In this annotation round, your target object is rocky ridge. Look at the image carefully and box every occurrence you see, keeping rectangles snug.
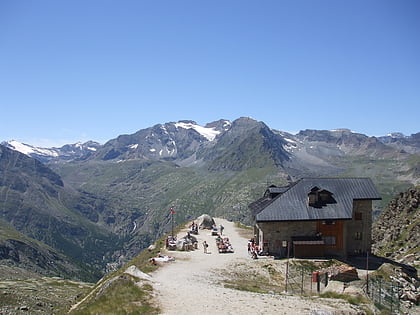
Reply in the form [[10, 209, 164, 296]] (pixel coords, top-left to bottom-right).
[[372, 186, 420, 310], [372, 186, 420, 265]]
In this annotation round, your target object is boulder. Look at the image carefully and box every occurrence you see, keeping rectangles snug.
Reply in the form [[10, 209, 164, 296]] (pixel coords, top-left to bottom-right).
[[319, 265, 359, 282], [197, 214, 215, 230]]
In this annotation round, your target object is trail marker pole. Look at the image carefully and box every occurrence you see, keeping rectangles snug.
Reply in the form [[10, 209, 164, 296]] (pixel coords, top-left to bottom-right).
[[169, 207, 175, 238]]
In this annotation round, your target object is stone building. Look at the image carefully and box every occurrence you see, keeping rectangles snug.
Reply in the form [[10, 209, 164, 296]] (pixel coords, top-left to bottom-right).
[[250, 178, 381, 258]]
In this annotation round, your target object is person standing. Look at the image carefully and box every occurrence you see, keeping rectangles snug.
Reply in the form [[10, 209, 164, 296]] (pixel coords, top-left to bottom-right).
[[203, 241, 208, 253], [219, 224, 224, 235]]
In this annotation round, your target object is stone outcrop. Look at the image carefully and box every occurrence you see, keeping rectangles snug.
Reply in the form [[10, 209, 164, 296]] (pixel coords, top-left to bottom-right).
[[372, 187, 419, 310], [372, 186, 420, 266]]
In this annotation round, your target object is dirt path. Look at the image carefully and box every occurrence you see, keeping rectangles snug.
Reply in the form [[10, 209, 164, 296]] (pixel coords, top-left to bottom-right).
[[151, 219, 359, 315]]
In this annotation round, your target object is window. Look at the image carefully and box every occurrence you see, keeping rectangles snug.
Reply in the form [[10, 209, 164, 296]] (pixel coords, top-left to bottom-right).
[[308, 194, 317, 206], [319, 192, 330, 201], [308, 187, 336, 208], [322, 220, 336, 225], [323, 236, 336, 245], [354, 232, 362, 240], [355, 212, 363, 220]]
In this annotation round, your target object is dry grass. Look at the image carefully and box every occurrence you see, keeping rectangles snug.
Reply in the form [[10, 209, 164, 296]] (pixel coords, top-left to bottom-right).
[[213, 259, 285, 294], [70, 275, 159, 315], [234, 222, 254, 239]]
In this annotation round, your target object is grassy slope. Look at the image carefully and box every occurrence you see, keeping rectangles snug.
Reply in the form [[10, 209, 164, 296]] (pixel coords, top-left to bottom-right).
[[68, 231, 170, 314]]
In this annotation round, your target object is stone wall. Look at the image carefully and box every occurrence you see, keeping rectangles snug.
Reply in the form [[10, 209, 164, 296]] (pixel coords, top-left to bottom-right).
[[345, 199, 372, 255], [256, 221, 317, 256]]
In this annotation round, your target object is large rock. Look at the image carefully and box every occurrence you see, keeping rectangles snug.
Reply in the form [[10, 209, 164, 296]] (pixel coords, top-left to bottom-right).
[[319, 265, 359, 282], [197, 214, 215, 230]]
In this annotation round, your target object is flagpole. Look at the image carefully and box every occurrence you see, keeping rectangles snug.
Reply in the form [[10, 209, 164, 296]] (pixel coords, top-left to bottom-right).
[[169, 207, 175, 239], [171, 209, 174, 238]]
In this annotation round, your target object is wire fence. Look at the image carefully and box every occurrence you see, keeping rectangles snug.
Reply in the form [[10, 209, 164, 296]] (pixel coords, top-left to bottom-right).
[[285, 262, 327, 295], [364, 277, 402, 313], [284, 261, 408, 314]]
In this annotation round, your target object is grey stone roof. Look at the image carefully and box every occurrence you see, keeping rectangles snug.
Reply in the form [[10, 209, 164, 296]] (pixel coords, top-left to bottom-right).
[[255, 178, 381, 222]]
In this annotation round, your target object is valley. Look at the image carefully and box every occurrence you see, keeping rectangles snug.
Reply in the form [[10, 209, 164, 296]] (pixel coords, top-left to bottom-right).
[[0, 117, 419, 313]]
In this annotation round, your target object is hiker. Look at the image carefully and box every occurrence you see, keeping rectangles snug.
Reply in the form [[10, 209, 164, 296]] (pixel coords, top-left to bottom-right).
[[219, 224, 224, 235], [203, 241, 209, 253], [190, 221, 196, 231]]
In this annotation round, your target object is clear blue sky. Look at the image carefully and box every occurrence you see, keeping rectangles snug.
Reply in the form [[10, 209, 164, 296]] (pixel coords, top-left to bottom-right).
[[1, 0, 419, 147]]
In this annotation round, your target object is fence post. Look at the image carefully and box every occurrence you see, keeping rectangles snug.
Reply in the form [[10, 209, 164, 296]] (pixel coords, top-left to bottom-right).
[[310, 273, 313, 293], [390, 280, 394, 313], [301, 267, 304, 295], [366, 250, 369, 295], [370, 279, 373, 302], [317, 273, 320, 293], [285, 241, 290, 293], [378, 278, 382, 306]]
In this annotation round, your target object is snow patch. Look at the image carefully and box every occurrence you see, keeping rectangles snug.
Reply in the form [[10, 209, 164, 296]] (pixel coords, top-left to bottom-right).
[[221, 120, 231, 130], [160, 126, 169, 135], [329, 129, 356, 133], [129, 144, 139, 149], [284, 137, 296, 144], [7, 140, 59, 157], [174, 122, 220, 141]]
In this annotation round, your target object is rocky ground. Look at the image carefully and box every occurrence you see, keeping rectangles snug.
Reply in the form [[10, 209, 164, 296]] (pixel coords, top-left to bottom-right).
[[372, 186, 419, 311], [372, 187, 419, 265], [0, 265, 93, 314]]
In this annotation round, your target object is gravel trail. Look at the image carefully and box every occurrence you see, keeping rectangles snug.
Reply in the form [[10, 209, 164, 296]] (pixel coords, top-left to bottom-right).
[[151, 218, 359, 315]]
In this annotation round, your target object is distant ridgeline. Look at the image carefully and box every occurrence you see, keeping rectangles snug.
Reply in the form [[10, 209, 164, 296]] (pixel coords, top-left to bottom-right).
[[0, 118, 419, 280]]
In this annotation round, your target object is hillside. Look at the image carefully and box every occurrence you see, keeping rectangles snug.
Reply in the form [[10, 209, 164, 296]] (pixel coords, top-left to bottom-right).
[[0, 145, 120, 280], [372, 186, 420, 266], [0, 219, 94, 280]]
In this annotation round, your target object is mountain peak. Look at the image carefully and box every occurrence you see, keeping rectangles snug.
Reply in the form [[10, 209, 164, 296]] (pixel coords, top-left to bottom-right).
[[2, 140, 59, 158], [1, 140, 100, 163], [386, 132, 406, 138], [204, 119, 231, 132]]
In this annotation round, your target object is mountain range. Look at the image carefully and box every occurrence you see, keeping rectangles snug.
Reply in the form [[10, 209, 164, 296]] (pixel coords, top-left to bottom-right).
[[1, 117, 419, 281], [3, 119, 420, 164]]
